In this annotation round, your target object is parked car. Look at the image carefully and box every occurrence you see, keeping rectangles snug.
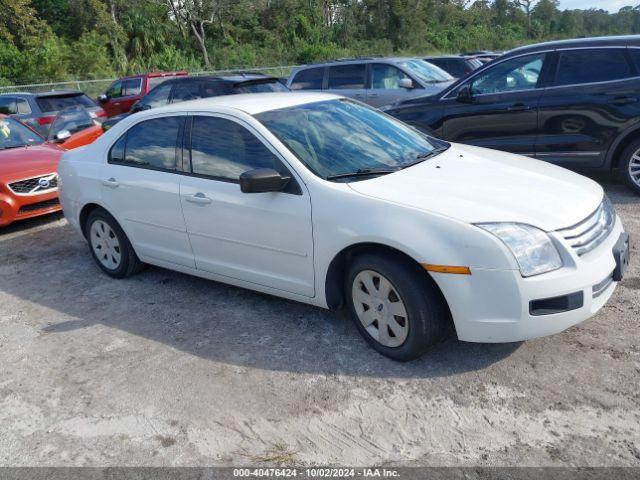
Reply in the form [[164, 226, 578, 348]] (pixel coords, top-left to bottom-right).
[[0, 115, 63, 227], [286, 57, 454, 108], [58, 92, 629, 361], [423, 55, 483, 78], [98, 71, 188, 117], [0, 90, 105, 136], [47, 106, 103, 150], [101, 73, 289, 131], [383, 35, 640, 194]]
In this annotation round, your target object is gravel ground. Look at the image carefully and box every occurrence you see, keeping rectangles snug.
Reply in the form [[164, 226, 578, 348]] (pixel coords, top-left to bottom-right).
[[0, 177, 638, 467]]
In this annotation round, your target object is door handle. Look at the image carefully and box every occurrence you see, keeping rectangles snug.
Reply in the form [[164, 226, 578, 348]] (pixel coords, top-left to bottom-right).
[[185, 192, 212, 205], [354, 93, 365, 98], [612, 96, 638, 105], [368, 93, 379, 98], [507, 103, 531, 111], [102, 178, 119, 188]]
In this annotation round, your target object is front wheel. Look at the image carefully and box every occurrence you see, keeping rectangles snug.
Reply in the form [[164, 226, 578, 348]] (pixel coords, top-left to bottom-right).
[[346, 253, 450, 361], [620, 139, 640, 195]]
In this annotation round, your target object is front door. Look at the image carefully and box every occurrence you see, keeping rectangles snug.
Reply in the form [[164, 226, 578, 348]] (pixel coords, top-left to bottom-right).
[[101, 115, 194, 268], [367, 63, 420, 108], [441, 52, 548, 155], [179, 114, 315, 297]]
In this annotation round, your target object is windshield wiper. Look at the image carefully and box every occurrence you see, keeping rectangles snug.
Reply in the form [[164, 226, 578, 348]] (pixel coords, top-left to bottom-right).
[[401, 146, 449, 169], [326, 167, 399, 181]]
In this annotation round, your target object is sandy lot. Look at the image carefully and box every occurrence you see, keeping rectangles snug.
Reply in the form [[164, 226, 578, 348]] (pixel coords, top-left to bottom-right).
[[0, 177, 638, 467]]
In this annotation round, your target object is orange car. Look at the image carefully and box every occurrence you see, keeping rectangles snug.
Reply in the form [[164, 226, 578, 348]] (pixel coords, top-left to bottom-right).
[[48, 105, 103, 150], [0, 115, 64, 227]]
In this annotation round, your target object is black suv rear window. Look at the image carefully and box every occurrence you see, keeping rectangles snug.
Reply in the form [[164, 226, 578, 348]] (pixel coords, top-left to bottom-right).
[[554, 48, 632, 87], [36, 93, 96, 112]]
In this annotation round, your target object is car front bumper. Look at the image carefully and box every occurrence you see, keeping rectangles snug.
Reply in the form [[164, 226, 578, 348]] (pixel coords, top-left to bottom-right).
[[0, 189, 61, 227], [431, 216, 627, 343]]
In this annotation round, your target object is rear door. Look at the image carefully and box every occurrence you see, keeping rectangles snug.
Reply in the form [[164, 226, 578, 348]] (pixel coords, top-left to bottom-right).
[[441, 52, 548, 155], [101, 115, 194, 267], [325, 64, 367, 102], [288, 67, 325, 91], [536, 47, 640, 168]]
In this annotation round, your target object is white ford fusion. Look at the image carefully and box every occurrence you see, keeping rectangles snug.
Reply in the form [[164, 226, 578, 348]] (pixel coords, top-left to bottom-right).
[[58, 92, 630, 361]]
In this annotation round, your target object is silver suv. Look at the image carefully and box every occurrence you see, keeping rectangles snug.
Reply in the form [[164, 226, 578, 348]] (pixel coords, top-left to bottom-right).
[[286, 57, 454, 108]]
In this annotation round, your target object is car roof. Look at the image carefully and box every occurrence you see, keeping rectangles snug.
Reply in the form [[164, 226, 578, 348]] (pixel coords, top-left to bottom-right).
[[0, 90, 86, 98], [150, 73, 278, 85], [294, 57, 422, 69], [505, 35, 640, 57], [120, 71, 188, 80], [152, 92, 340, 116]]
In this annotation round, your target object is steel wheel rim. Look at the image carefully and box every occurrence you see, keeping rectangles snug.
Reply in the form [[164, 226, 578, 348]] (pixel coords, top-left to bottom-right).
[[90, 220, 122, 270], [630, 149, 640, 187], [352, 270, 409, 348]]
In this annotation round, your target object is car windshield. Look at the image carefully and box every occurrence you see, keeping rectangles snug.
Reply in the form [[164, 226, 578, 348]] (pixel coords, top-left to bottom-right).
[[256, 99, 448, 181], [0, 117, 44, 150], [399, 59, 453, 83], [48, 106, 95, 140]]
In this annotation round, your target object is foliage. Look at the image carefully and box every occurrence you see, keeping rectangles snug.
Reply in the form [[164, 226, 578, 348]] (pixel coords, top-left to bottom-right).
[[1, 0, 640, 85]]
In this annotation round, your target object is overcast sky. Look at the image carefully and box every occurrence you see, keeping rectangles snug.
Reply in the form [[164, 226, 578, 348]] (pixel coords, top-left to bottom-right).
[[558, 0, 637, 12]]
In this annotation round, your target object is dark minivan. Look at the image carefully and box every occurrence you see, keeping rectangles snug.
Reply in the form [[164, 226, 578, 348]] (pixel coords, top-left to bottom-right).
[[384, 35, 640, 194]]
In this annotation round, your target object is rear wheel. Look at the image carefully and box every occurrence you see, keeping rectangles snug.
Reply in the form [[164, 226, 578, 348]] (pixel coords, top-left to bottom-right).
[[620, 139, 640, 195], [346, 253, 449, 361], [86, 208, 142, 278]]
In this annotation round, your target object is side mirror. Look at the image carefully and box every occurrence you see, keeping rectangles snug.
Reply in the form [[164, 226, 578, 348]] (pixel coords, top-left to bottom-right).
[[399, 78, 414, 89], [456, 84, 473, 103], [53, 130, 71, 142], [240, 168, 290, 194], [97, 94, 108, 103]]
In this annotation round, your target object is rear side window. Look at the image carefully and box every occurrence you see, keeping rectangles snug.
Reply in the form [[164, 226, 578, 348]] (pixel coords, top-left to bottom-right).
[[109, 116, 183, 171], [554, 49, 632, 86], [290, 68, 324, 90], [328, 64, 366, 89], [0, 97, 18, 114], [36, 94, 96, 112], [190, 116, 281, 181]]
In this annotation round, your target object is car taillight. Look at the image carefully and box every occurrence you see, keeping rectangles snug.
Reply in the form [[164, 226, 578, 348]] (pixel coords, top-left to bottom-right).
[[37, 116, 55, 126], [95, 109, 107, 118]]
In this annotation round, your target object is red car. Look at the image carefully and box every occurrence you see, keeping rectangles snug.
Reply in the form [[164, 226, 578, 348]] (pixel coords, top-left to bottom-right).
[[0, 115, 63, 227], [98, 71, 188, 117]]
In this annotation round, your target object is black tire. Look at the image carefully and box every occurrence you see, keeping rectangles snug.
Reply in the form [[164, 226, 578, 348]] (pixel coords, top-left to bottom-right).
[[620, 138, 640, 195], [345, 252, 450, 361], [85, 208, 143, 278]]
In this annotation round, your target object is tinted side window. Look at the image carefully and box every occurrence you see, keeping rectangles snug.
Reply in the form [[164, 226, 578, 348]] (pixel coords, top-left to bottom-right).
[[190, 116, 280, 181], [290, 68, 324, 90], [554, 49, 632, 86], [0, 97, 18, 114], [111, 117, 182, 171], [328, 64, 366, 89], [123, 78, 142, 96], [371, 64, 410, 89], [16, 98, 31, 114], [106, 81, 123, 99], [471, 53, 545, 95], [170, 82, 203, 103], [109, 134, 126, 163], [140, 82, 173, 109]]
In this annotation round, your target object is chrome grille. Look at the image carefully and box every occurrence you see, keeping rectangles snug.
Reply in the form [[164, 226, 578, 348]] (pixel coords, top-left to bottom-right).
[[8, 173, 58, 195], [557, 198, 615, 256]]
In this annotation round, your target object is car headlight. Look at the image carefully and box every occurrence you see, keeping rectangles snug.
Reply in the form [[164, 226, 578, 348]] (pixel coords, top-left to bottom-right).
[[476, 223, 563, 277]]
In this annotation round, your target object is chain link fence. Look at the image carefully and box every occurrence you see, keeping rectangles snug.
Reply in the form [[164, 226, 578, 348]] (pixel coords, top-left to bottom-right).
[[0, 65, 297, 99]]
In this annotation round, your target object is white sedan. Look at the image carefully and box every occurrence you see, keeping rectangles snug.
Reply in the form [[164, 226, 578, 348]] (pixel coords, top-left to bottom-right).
[[58, 92, 630, 361]]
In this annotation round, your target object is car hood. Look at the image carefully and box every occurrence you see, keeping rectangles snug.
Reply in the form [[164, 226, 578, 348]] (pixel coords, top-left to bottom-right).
[[347, 143, 603, 231], [0, 144, 63, 182]]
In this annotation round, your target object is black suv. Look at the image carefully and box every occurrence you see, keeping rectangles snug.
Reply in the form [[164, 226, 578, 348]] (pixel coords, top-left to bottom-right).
[[384, 35, 640, 194], [102, 73, 288, 130]]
